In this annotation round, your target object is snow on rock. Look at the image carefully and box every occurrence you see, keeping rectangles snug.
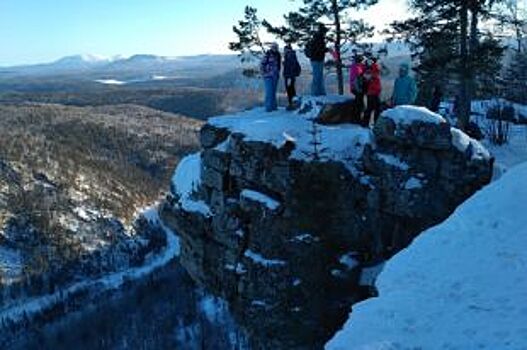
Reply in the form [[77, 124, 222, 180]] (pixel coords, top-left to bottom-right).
[[339, 253, 360, 270], [289, 233, 320, 244], [438, 99, 526, 175], [199, 295, 230, 323], [451, 128, 491, 160], [403, 177, 422, 190], [171, 153, 212, 217], [382, 106, 446, 126], [240, 189, 280, 211], [327, 162, 527, 350], [376, 153, 410, 171], [172, 153, 202, 198], [244, 249, 287, 268], [359, 262, 385, 287]]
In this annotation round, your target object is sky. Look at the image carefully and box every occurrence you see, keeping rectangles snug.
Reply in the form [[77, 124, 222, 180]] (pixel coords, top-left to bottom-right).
[[0, 0, 410, 67]]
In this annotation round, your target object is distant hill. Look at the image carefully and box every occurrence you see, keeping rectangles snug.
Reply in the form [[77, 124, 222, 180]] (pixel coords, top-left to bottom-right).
[[0, 54, 240, 80]]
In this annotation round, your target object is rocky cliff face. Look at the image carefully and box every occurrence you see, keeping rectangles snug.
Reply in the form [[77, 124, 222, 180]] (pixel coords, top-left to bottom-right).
[[160, 97, 493, 349]]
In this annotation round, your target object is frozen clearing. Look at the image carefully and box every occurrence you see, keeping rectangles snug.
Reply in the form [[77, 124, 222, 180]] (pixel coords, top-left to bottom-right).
[[0, 205, 180, 325], [327, 162, 527, 350], [94, 79, 127, 85]]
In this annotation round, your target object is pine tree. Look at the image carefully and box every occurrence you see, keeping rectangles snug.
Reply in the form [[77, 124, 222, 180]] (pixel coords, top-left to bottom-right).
[[228, 6, 267, 77], [229, 6, 266, 57], [388, 0, 506, 130], [389, 14, 459, 105], [494, 0, 526, 53], [494, 0, 527, 102], [504, 50, 527, 103]]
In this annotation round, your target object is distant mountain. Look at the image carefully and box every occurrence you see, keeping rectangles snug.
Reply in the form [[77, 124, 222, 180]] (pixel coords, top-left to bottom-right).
[[0, 54, 239, 80], [52, 54, 117, 68]]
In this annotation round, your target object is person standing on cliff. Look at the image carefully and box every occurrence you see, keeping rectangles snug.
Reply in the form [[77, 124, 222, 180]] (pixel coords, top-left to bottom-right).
[[260, 43, 282, 112], [349, 54, 367, 118], [391, 63, 417, 106], [283, 44, 302, 110], [363, 57, 382, 126], [305, 24, 328, 96]]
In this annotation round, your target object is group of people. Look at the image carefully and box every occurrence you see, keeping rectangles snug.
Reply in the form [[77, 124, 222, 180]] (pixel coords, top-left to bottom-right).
[[260, 43, 302, 112], [349, 55, 417, 126], [260, 24, 418, 124]]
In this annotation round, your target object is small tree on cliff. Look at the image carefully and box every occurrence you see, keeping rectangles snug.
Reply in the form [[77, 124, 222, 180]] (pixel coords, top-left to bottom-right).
[[228, 6, 267, 77], [229, 1, 378, 94]]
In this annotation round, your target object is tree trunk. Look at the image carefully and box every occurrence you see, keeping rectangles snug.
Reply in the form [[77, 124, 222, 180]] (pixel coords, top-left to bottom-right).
[[331, 0, 344, 95], [468, 2, 479, 112], [517, 26, 523, 53], [458, 1, 471, 130]]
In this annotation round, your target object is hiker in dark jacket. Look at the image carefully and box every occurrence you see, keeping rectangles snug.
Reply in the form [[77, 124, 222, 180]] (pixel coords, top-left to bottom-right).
[[349, 54, 367, 120], [260, 43, 281, 112], [305, 24, 328, 96], [283, 44, 302, 110]]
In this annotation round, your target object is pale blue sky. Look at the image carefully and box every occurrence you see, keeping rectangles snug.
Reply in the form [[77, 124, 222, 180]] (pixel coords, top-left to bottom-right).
[[0, 0, 409, 67]]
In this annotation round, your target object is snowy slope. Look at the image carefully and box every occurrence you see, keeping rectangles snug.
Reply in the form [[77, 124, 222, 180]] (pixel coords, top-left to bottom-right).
[[326, 162, 527, 350], [483, 125, 527, 177]]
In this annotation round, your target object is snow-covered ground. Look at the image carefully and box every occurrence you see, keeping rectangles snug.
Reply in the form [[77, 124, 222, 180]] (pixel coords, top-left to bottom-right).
[[483, 124, 527, 178], [208, 96, 373, 166], [0, 205, 180, 324], [327, 162, 527, 350]]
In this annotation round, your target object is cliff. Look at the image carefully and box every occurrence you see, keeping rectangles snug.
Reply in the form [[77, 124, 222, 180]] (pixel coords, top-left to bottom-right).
[[160, 97, 493, 349]]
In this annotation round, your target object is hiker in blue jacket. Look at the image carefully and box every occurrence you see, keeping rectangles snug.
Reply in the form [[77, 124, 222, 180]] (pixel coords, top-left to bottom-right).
[[283, 44, 302, 110], [391, 63, 417, 106], [260, 43, 281, 112]]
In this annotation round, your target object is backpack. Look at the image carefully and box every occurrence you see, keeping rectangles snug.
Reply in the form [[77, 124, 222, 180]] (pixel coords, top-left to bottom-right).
[[293, 59, 301, 77]]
